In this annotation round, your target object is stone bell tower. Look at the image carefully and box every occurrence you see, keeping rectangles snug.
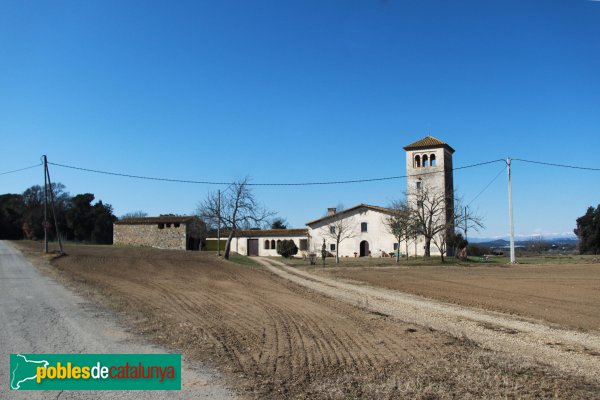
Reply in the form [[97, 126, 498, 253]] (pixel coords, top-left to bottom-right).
[[403, 136, 455, 255]]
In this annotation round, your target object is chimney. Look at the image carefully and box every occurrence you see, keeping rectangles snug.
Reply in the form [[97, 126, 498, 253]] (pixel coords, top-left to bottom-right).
[[327, 208, 337, 216]]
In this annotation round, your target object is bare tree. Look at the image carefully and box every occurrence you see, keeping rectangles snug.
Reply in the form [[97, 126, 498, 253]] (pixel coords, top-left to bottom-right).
[[453, 202, 484, 258], [197, 177, 274, 260], [383, 199, 413, 263], [409, 184, 451, 260], [528, 235, 546, 254], [321, 212, 356, 264], [120, 211, 148, 220], [410, 185, 484, 262]]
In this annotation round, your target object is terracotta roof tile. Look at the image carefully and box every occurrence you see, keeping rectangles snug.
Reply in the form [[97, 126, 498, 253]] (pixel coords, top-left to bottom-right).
[[403, 136, 455, 153], [207, 229, 308, 238]]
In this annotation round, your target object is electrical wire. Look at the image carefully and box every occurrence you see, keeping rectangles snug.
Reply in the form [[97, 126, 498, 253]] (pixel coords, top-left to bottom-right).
[[467, 166, 506, 206], [0, 163, 43, 176], [47, 159, 506, 186], [512, 158, 600, 171]]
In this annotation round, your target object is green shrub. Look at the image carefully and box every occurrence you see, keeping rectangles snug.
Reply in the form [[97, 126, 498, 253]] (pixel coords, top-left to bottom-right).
[[467, 244, 490, 257], [277, 239, 298, 258]]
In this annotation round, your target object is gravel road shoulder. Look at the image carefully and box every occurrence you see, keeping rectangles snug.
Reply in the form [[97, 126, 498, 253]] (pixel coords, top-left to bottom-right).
[[0, 241, 235, 399]]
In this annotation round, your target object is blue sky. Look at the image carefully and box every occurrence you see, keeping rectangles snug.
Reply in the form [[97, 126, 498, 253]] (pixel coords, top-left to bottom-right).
[[1, 0, 599, 238]]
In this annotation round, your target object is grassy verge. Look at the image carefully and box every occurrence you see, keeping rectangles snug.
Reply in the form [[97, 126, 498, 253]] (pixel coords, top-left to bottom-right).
[[228, 253, 263, 268], [275, 253, 599, 269]]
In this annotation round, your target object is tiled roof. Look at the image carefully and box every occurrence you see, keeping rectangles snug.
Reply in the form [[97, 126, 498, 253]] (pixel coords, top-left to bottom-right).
[[403, 136, 455, 153], [115, 216, 195, 225], [207, 228, 309, 238], [305, 204, 395, 226]]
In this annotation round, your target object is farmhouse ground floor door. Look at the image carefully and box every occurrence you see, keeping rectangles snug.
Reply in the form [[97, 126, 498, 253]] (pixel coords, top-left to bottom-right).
[[359, 240, 369, 257], [247, 239, 259, 256]]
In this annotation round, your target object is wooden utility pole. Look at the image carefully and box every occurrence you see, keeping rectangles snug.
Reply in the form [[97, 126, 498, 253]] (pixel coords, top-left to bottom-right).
[[507, 158, 516, 263], [44, 157, 64, 254], [464, 206, 468, 242], [43, 155, 49, 253], [217, 189, 221, 256]]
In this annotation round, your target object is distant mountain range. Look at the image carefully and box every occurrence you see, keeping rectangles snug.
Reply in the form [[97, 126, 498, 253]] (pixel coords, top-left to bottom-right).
[[469, 236, 578, 248]]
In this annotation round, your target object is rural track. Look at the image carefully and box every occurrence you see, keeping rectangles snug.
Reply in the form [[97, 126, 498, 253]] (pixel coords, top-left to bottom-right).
[[257, 257, 600, 383], [0, 241, 235, 399]]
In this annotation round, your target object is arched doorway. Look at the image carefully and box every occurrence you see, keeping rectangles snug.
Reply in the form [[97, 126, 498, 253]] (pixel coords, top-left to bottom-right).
[[359, 240, 369, 257]]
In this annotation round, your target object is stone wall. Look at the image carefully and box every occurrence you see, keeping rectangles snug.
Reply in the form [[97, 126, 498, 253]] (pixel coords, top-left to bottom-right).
[[113, 223, 187, 250]]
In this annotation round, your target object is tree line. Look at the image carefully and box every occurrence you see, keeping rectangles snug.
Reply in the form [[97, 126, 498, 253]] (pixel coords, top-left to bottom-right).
[[0, 183, 116, 244], [574, 204, 600, 254]]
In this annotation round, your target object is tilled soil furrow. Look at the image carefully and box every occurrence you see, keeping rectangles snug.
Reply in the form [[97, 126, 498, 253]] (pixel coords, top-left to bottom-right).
[[22, 242, 600, 399], [260, 257, 600, 382]]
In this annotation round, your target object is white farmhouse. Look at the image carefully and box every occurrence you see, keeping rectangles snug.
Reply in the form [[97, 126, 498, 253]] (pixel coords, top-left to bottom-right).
[[207, 136, 455, 258], [306, 204, 399, 258]]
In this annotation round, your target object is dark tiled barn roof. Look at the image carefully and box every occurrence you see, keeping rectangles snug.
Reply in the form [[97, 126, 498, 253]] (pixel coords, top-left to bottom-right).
[[207, 229, 308, 238], [115, 216, 195, 225], [403, 135, 455, 153]]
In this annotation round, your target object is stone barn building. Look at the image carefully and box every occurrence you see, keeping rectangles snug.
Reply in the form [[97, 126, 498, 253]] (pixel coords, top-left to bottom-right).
[[113, 216, 203, 250]]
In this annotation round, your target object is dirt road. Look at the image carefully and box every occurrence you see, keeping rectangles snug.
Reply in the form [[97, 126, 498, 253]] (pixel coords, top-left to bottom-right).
[[0, 241, 234, 399], [258, 257, 600, 383]]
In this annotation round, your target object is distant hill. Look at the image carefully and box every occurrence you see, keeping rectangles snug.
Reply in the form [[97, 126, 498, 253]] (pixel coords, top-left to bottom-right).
[[470, 236, 578, 249]]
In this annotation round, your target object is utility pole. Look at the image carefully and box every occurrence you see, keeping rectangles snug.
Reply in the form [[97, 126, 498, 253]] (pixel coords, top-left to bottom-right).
[[464, 206, 468, 242], [45, 157, 64, 254], [43, 155, 48, 253], [217, 189, 221, 257], [507, 158, 516, 263]]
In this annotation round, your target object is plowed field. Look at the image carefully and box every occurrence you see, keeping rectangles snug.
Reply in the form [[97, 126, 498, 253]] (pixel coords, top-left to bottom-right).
[[16, 242, 600, 399], [313, 263, 600, 332]]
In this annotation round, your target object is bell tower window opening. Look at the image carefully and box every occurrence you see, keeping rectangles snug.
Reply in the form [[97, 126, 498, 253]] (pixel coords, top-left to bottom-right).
[[430, 153, 436, 166], [423, 154, 429, 167], [414, 155, 421, 168]]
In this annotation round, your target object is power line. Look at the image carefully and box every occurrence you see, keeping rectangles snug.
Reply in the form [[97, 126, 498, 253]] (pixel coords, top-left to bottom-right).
[[0, 163, 42, 176], [467, 166, 505, 206], [47, 159, 506, 186], [513, 158, 600, 171]]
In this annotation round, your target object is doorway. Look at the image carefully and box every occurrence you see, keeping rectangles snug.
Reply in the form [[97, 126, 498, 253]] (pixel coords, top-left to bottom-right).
[[247, 239, 259, 256], [359, 240, 369, 257]]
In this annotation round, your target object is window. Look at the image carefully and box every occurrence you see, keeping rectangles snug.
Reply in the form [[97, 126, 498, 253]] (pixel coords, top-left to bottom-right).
[[299, 239, 308, 251], [416, 181, 422, 190], [417, 200, 423, 209], [330, 226, 336, 234], [264, 240, 270, 250], [414, 155, 421, 168], [174, 222, 180, 228], [430, 153, 436, 166], [166, 223, 171, 228], [394, 243, 399, 251], [330, 243, 336, 251], [361, 222, 367, 232], [423, 154, 429, 167], [271, 239, 276, 248], [158, 223, 164, 229]]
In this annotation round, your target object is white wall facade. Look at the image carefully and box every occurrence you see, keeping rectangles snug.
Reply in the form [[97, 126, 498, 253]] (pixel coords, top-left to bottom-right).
[[206, 234, 309, 257], [307, 206, 442, 258]]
